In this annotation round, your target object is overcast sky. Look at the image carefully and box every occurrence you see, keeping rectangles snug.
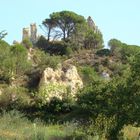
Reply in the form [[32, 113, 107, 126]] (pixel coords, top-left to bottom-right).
[[0, 0, 140, 46]]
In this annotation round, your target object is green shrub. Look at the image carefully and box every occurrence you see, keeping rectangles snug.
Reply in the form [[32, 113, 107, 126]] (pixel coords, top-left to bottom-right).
[[46, 97, 74, 114], [79, 66, 100, 85], [96, 49, 111, 56], [101, 57, 110, 67], [36, 35, 48, 51], [47, 41, 67, 55], [0, 87, 31, 111], [37, 83, 75, 113], [38, 83, 67, 105], [86, 114, 117, 139], [33, 49, 62, 70], [65, 46, 73, 57]]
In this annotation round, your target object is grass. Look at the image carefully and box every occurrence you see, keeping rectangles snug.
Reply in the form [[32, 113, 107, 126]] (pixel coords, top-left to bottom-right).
[[0, 110, 88, 140], [121, 125, 140, 140], [0, 110, 140, 140]]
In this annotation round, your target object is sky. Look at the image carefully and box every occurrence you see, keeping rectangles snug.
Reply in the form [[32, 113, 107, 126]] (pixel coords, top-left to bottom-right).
[[0, 0, 140, 46]]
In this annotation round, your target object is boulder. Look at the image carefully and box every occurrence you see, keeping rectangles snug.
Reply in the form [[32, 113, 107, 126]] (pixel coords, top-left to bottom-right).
[[39, 64, 83, 102]]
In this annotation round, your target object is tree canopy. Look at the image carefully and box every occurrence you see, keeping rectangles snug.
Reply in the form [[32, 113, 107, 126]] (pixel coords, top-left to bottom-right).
[[42, 11, 86, 42], [49, 11, 86, 41], [38, 11, 104, 54]]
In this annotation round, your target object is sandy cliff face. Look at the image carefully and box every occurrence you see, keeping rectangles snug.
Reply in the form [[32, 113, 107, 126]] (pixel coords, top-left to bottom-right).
[[39, 64, 83, 102]]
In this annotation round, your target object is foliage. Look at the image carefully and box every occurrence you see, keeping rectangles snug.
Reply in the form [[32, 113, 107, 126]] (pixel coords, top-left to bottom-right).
[[87, 114, 117, 139], [0, 87, 31, 111], [0, 42, 31, 82], [46, 41, 67, 55], [79, 66, 100, 85], [38, 11, 104, 54], [84, 29, 104, 49], [64, 46, 73, 57], [10, 44, 31, 76], [50, 10, 86, 41], [108, 62, 128, 76], [96, 48, 111, 56], [36, 35, 48, 51], [0, 30, 7, 40], [121, 125, 140, 140], [1, 11, 140, 140], [108, 39, 122, 54], [32, 49, 62, 69], [38, 83, 67, 105], [77, 62, 140, 139], [0, 110, 90, 140], [36, 39, 71, 55], [42, 18, 56, 41], [44, 97, 74, 114], [120, 44, 140, 61], [22, 38, 33, 49], [70, 23, 88, 50], [108, 38, 140, 62], [0, 40, 11, 82]]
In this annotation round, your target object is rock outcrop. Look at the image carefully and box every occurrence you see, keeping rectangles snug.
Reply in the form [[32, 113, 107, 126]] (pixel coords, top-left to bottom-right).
[[39, 64, 83, 102]]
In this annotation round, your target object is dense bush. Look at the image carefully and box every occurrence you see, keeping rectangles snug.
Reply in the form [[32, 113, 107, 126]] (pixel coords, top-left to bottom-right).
[[32, 49, 62, 70], [36, 39, 69, 55], [0, 87, 31, 111], [77, 63, 140, 139], [36, 35, 48, 51], [79, 66, 101, 85], [96, 48, 111, 56], [45, 97, 74, 114]]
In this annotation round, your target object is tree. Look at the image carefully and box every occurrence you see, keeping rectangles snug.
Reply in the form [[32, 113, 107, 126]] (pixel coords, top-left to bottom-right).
[[77, 62, 140, 139], [108, 39, 140, 61], [108, 39, 122, 57], [84, 29, 104, 49], [42, 18, 56, 41], [10, 44, 31, 76], [0, 30, 7, 40], [41, 11, 104, 52], [36, 35, 48, 51], [50, 11, 86, 41], [70, 23, 88, 50], [129, 52, 140, 124], [0, 40, 11, 82]]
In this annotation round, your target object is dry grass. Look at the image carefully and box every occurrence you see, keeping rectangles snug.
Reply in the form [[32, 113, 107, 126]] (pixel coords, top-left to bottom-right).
[[122, 125, 140, 140]]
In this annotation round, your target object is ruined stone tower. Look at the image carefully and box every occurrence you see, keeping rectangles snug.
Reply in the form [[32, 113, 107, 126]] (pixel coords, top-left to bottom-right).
[[22, 23, 37, 44], [22, 27, 29, 40], [30, 23, 37, 44]]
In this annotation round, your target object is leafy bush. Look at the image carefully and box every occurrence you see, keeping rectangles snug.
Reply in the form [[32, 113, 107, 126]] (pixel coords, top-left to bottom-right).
[[32, 49, 62, 70], [0, 87, 31, 111], [83, 114, 117, 140], [65, 46, 73, 57], [38, 83, 67, 105], [10, 44, 31, 76], [36, 35, 48, 51], [79, 66, 100, 85], [96, 48, 111, 56]]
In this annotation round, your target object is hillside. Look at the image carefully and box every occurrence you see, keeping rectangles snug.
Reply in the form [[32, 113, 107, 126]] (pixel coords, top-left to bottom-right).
[[0, 10, 140, 140]]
